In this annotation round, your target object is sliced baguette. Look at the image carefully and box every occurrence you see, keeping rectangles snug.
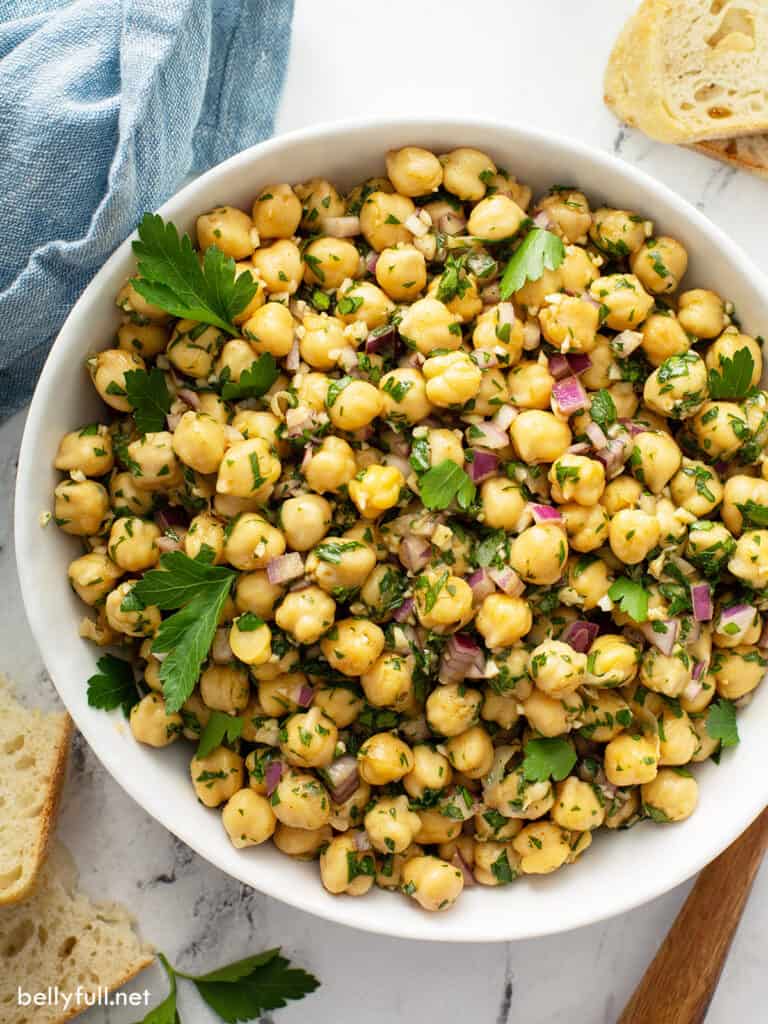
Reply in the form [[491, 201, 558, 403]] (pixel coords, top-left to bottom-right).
[[605, 0, 768, 143], [693, 133, 768, 177], [0, 843, 154, 1024], [0, 677, 72, 906]]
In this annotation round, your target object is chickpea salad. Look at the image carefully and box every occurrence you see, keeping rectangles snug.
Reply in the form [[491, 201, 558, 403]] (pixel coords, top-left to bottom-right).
[[52, 144, 767, 912]]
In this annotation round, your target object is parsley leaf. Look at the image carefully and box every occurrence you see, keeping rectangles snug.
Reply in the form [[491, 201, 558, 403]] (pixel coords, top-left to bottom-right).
[[708, 348, 755, 400], [706, 698, 740, 749], [221, 354, 279, 401], [589, 388, 617, 429], [123, 368, 172, 434], [409, 436, 431, 474], [131, 213, 257, 336], [737, 499, 768, 528], [419, 459, 476, 511], [491, 850, 517, 884], [197, 711, 244, 759], [136, 953, 178, 1024], [608, 577, 649, 622], [522, 738, 576, 783], [192, 950, 320, 1022], [314, 540, 364, 564], [134, 553, 236, 712], [86, 654, 139, 717], [499, 228, 565, 299]]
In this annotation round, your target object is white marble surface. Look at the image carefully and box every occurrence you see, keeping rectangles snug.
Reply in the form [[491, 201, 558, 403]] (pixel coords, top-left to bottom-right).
[[3, 0, 768, 1020]]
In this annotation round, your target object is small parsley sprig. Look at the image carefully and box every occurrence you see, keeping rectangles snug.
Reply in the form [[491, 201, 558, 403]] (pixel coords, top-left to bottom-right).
[[608, 577, 649, 622], [706, 698, 740, 750], [131, 213, 258, 336], [135, 948, 319, 1024], [197, 710, 244, 759], [132, 551, 236, 712], [87, 654, 140, 717], [499, 227, 565, 299], [418, 459, 476, 511], [124, 368, 172, 434], [707, 348, 755, 400], [522, 738, 577, 783]]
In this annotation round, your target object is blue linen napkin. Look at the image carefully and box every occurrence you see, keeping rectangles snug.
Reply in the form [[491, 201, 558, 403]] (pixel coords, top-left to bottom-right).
[[0, 0, 294, 419]]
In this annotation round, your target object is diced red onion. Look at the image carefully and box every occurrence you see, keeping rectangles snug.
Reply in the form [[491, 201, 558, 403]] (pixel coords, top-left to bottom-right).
[[284, 408, 315, 438], [610, 330, 644, 356], [683, 679, 703, 702], [301, 444, 314, 471], [365, 250, 379, 275], [498, 302, 516, 327], [586, 422, 608, 450], [492, 405, 517, 431], [686, 618, 702, 644], [581, 292, 601, 309], [522, 321, 541, 350], [618, 418, 646, 437], [469, 421, 509, 450], [365, 324, 398, 354], [322, 756, 359, 805], [561, 620, 600, 653], [567, 442, 591, 455], [468, 449, 499, 483], [322, 215, 361, 238], [640, 618, 680, 656], [265, 760, 283, 796], [488, 567, 525, 596], [267, 552, 305, 585], [399, 536, 432, 572], [297, 684, 315, 708], [717, 604, 756, 642], [566, 353, 592, 375], [529, 503, 563, 524], [285, 339, 300, 371], [471, 349, 498, 370], [438, 212, 466, 235], [177, 388, 201, 410], [467, 568, 496, 603], [157, 533, 185, 554], [692, 660, 706, 681], [594, 437, 628, 479], [690, 583, 713, 622], [533, 209, 554, 229], [552, 375, 588, 416], [548, 354, 571, 380], [154, 506, 188, 531], [289, 578, 312, 592], [382, 453, 412, 479], [212, 627, 233, 664], [353, 830, 372, 851], [393, 596, 415, 622], [452, 851, 476, 887], [439, 633, 484, 684]]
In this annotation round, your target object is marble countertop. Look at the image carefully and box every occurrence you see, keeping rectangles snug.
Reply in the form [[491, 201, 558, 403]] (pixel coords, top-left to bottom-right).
[[3, 0, 767, 1020]]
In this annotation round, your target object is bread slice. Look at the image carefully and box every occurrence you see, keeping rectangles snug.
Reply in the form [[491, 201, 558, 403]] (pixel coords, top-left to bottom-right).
[[605, 0, 768, 143], [692, 132, 768, 177], [0, 843, 154, 1024], [0, 677, 72, 905]]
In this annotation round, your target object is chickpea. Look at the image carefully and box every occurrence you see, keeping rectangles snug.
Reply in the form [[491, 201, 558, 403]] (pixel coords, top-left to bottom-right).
[[511, 410, 571, 463], [398, 296, 462, 355], [327, 379, 383, 432], [549, 455, 605, 506], [68, 552, 123, 606], [274, 822, 332, 860], [642, 769, 698, 823], [692, 401, 749, 461], [298, 313, 348, 370], [480, 477, 526, 530], [223, 514, 283, 571], [608, 508, 661, 565], [444, 725, 494, 779], [190, 747, 244, 807], [589, 208, 647, 256], [552, 777, 606, 831], [628, 431, 682, 493], [585, 634, 640, 687], [197, 205, 255, 259], [414, 572, 473, 634], [184, 512, 225, 563], [198, 663, 248, 713], [403, 744, 453, 801], [473, 594, 531, 649], [402, 855, 464, 911], [256, 674, 302, 717], [513, 822, 571, 875], [304, 435, 357, 494], [126, 432, 183, 491], [251, 182, 302, 239], [88, 348, 145, 412], [528, 640, 586, 699], [53, 479, 110, 537], [319, 832, 376, 896], [348, 464, 404, 519], [357, 732, 414, 785], [560, 502, 609, 553], [481, 688, 521, 730], [514, 265, 564, 309], [359, 191, 415, 251], [302, 237, 359, 291], [116, 279, 170, 323], [510, 523, 568, 585], [537, 190, 591, 243], [386, 146, 443, 196], [589, 274, 654, 331], [507, 361, 553, 408], [272, 772, 331, 830], [275, 586, 336, 644], [279, 494, 331, 551], [54, 426, 114, 477], [722, 476, 768, 536], [467, 194, 526, 241], [240, 302, 294, 358], [641, 312, 691, 367], [579, 688, 632, 741], [711, 646, 767, 700], [473, 306, 524, 366], [251, 239, 303, 295], [295, 178, 346, 230], [281, 707, 338, 768], [559, 247, 598, 297], [604, 731, 659, 786], [127, 692, 182, 749], [658, 710, 698, 766], [729, 530, 768, 588], [421, 350, 481, 408], [361, 653, 414, 709], [630, 237, 688, 294], [321, 618, 384, 677], [105, 581, 160, 637], [364, 795, 422, 855], [106, 516, 159, 571], [713, 605, 762, 650], [216, 437, 281, 500], [670, 459, 723, 518], [427, 428, 464, 468], [521, 689, 575, 736], [602, 475, 643, 516], [117, 320, 168, 358], [375, 245, 427, 301], [540, 296, 599, 353], [306, 536, 376, 595], [313, 685, 365, 728], [640, 646, 692, 698], [643, 353, 708, 419], [378, 367, 432, 424], [227, 614, 271, 666], [678, 289, 727, 339], [221, 789, 277, 848], [472, 841, 521, 886], [706, 329, 763, 387], [168, 412, 225, 475], [441, 147, 495, 201], [426, 682, 482, 737]]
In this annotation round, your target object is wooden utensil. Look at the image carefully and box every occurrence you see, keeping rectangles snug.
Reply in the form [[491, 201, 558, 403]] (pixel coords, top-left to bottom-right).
[[619, 807, 768, 1024]]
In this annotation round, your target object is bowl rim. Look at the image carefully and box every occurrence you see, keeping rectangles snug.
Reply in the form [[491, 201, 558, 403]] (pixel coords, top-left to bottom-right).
[[15, 114, 768, 942]]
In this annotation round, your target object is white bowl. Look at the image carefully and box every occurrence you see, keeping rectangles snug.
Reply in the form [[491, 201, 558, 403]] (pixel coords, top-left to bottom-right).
[[16, 117, 768, 942]]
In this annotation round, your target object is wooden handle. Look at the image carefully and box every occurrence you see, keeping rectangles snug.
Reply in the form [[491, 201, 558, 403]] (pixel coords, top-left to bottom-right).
[[619, 807, 768, 1024]]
